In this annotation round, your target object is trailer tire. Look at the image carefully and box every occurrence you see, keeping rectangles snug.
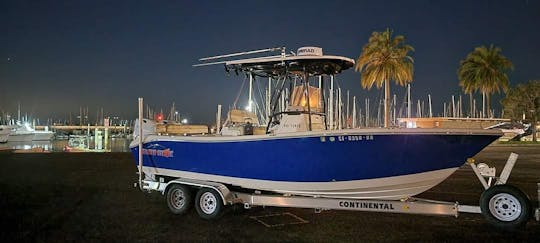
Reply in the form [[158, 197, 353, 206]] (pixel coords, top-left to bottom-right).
[[480, 184, 531, 230], [166, 184, 192, 215], [195, 188, 223, 220]]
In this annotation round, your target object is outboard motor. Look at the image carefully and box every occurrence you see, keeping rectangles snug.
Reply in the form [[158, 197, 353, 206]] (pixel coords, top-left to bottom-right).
[[133, 119, 157, 140]]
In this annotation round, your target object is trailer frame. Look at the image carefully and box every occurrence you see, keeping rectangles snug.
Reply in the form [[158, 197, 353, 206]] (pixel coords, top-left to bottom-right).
[[136, 152, 539, 229]]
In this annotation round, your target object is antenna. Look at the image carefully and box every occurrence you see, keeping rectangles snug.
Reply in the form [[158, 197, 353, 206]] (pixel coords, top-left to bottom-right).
[[194, 47, 287, 67], [199, 47, 285, 61]]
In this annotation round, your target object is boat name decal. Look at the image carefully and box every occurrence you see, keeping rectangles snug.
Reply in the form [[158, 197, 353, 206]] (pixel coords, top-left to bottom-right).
[[142, 148, 174, 158], [282, 123, 301, 128], [339, 201, 395, 210]]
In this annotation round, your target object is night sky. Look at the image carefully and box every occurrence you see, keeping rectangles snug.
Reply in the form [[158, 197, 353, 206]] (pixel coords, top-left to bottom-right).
[[1, 0, 539, 124]]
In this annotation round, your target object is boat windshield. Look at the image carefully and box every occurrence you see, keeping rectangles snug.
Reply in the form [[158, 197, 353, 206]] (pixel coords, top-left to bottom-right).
[[290, 85, 322, 112]]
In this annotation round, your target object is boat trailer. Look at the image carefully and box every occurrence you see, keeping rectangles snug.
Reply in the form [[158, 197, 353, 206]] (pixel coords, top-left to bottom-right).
[[137, 152, 539, 230]]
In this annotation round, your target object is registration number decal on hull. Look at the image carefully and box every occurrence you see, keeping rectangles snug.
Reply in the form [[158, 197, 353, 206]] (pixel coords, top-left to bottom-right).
[[320, 135, 374, 142]]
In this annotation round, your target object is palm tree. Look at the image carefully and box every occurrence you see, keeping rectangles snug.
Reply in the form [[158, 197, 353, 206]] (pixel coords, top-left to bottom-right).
[[355, 28, 414, 127], [501, 80, 540, 142], [458, 73, 478, 117], [457, 45, 513, 117]]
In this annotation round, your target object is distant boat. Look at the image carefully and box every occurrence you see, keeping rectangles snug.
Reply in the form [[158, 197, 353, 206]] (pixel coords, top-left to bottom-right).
[[8, 122, 54, 141], [32, 128, 54, 141], [63, 134, 110, 153], [8, 123, 33, 142]]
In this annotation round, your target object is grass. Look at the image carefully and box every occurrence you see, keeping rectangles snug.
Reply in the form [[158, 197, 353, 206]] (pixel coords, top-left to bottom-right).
[[0, 148, 539, 242]]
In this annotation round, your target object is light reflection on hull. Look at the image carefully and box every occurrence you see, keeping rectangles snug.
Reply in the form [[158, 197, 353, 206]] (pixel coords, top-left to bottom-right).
[[0, 138, 131, 152]]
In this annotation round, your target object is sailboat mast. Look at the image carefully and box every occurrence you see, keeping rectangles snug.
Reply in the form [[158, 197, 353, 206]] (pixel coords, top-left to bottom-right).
[[444, 102, 447, 117], [216, 104, 222, 133], [365, 98, 369, 127], [459, 95, 463, 118], [338, 88, 342, 130], [346, 90, 350, 128], [407, 84, 411, 118], [428, 94, 433, 118], [417, 100, 421, 118], [392, 94, 396, 126], [473, 99, 476, 118], [80, 106, 82, 126], [352, 96, 357, 128], [452, 95, 456, 117]]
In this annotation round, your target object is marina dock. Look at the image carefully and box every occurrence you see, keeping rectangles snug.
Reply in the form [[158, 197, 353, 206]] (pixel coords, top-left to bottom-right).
[[34, 125, 131, 132]]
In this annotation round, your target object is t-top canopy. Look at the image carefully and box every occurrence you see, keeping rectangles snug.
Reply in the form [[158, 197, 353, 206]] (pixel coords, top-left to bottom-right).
[[225, 54, 355, 77], [195, 47, 355, 78]]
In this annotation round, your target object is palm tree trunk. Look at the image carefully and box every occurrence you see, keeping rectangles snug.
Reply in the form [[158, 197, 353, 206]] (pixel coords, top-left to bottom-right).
[[482, 91, 485, 118], [469, 93, 473, 117], [384, 79, 390, 127], [533, 117, 537, 142], [486, 93, 491, 117]]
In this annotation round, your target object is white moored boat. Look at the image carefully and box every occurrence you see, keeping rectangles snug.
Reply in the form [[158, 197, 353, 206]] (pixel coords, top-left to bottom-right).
[[9, 124, 34, 142]]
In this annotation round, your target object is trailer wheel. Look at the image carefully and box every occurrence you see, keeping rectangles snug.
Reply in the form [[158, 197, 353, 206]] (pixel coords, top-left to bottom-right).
[[480, 184, 531, 230], [166, 184, 192, 215], [195, 188, 223, 220]]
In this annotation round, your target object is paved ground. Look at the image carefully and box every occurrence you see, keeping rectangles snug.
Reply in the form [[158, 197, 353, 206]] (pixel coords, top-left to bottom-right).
[[0, 144, 538, 242]]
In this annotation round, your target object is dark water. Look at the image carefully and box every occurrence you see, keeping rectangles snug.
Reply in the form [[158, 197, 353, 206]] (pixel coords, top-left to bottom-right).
[[0, 138, 131, 152]]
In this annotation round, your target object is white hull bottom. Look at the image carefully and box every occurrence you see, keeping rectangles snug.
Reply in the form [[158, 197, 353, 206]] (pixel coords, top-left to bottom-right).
[[33, 132, 54, 141], [143, 166, 459, 200], [8, 133, 34, 142]]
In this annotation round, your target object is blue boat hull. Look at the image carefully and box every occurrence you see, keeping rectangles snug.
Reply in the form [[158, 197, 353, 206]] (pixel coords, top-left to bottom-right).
[[131, 131, 499, 199]]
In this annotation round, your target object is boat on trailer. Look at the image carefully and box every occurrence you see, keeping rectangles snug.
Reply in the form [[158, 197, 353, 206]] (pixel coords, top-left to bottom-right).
[[134, 126, 499, 200], [132, 46, 538, 228], [131, 46, 500, 199]]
